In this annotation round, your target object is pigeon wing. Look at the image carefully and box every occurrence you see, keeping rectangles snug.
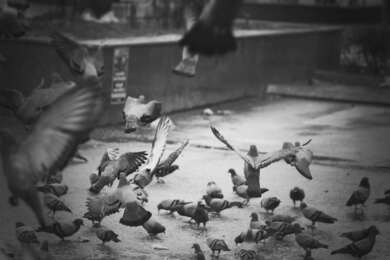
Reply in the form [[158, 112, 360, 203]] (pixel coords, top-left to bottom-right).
[[210, 125, 257, 168], [157, 139, 189, 168], [294, 148, 313, 180], [118, 151, 148, 176], [12, 84, 103, 182]]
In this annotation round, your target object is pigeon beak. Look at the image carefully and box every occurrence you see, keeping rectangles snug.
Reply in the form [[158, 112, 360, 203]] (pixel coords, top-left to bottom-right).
[[124, 127, 136, 134]]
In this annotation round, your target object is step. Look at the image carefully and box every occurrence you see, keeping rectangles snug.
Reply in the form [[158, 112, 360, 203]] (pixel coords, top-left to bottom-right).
[[266, 82, 390, 106], [313, 69, 383, 88]]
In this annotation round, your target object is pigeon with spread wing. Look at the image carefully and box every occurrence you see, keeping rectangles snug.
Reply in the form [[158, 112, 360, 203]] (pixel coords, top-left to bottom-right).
[[51, 31, 104, 80], [89, 149, 148, 194], [131, 116, 173, 188], [152, 139, 189, 183], [0, 84, 103, 229]]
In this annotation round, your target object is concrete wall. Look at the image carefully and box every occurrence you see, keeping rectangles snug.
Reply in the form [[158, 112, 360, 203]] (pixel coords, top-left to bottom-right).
[[0, 28, 342, 125]]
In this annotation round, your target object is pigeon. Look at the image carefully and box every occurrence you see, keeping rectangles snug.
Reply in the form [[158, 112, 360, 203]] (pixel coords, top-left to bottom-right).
[[375, 195, 390, 206], [51, 31, 104, 80], [96, 228, 120, 244], [295, 230, 328, 259], [89, 150, 147, 194], [340, 226, 378, 242], [176, 202, 198, 219], [132, 116, 173, 188], [0, 84, 103, 229], [83, 192, 122, 227], [261, 197, 281, 214], [122, 95, 162, 133], [234, 229, 268, 245], [43, 193, 72, 216], [234, 185, 269, 204], [19, 241, 51, 260], [142, 217, 166, 237], [78, 0, 118, 20], [346, 177, 370, 215], [300, 202, 337, 229], [270, 214, 297, 224], [385, 189, 390, 196], [331, 225, 379, 258], [152, 139, 189, 183], [39, 219, 84, 240], [202, 194, 242, 214], [0, 5, 30, 39], [179, 0, 243, 56], [73, 151, 88, 163], [193, 201, 209, 230], [206, 237, 230, 257], [15, 222, 39, 244], [290, 187, 305, 207], [237, 249, 264, 260], [228, 168, 246, 190], [260, 140, 313, 180], [266, 222, 304, 241], [157, 199, 191, 214], [172, 0, 204, 77], [192, 243, 206, 260], [249, 212, 266, 229], [206, 181, 224, 199], [46, 171, 64, 185], [37, 183, 68, 197]]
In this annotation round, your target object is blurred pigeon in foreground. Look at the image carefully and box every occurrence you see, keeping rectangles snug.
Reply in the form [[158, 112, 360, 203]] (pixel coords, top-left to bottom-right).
[[331, 225, 379, 258], [0, 84, 103, 229], [346, 177, 370, 216], [206, 237, 230, 257], [290, 187, 305, 207], [122, 95, 162, 133], [51, 31, 104, 80], [179, 0, 243, 56]]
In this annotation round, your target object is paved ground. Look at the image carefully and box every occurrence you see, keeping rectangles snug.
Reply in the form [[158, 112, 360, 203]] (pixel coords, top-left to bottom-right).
[[1, 96, 390, 260]]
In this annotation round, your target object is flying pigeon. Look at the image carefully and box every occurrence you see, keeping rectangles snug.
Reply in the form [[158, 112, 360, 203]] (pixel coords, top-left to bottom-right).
[[290, 187, 305, 207], [331, 226, 379, 258], [206, 237, 230, 258], [179, 0, 243, 56], [153, 139, 189, 183], [15, 222, 39, 244], [122, 95, 162, 133], [261, 197, 281, 214], [300, 202, 337, 229], [96, 227, 120, 244], [0, 84, 103, 229], [346, 177, 370, 216], [132, 116, 173, 188], [89, 150, 147, 194], [51, 31, 104, 80], [192, 243, 206, 260]]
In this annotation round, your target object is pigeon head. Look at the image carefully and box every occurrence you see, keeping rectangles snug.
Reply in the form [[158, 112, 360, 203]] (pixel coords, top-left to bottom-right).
[[250, 212, 258, 221], [234, 234, 244, 245], [248, 145, 258, 157], [293, 223, 304, 234], [228, 168, 236, 175], [73, 219, 84, 227], [15, 222, 24, 228], [300, 202, 308, 209], [368, 225, 380, 235], [207, 181, 216, 186], [359, 177, 370, 189], [192, 243, 201, 251]]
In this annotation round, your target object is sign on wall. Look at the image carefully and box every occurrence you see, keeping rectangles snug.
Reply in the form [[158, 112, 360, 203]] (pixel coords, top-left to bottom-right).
[[111, 47, 129, 105]]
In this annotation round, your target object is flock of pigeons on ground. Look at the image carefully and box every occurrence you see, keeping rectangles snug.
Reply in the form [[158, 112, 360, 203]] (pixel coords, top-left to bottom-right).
[[1, 0, 389, 260]]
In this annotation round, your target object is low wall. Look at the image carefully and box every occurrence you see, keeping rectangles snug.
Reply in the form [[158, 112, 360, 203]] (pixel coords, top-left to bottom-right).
[[0, 27, 342, 125]]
